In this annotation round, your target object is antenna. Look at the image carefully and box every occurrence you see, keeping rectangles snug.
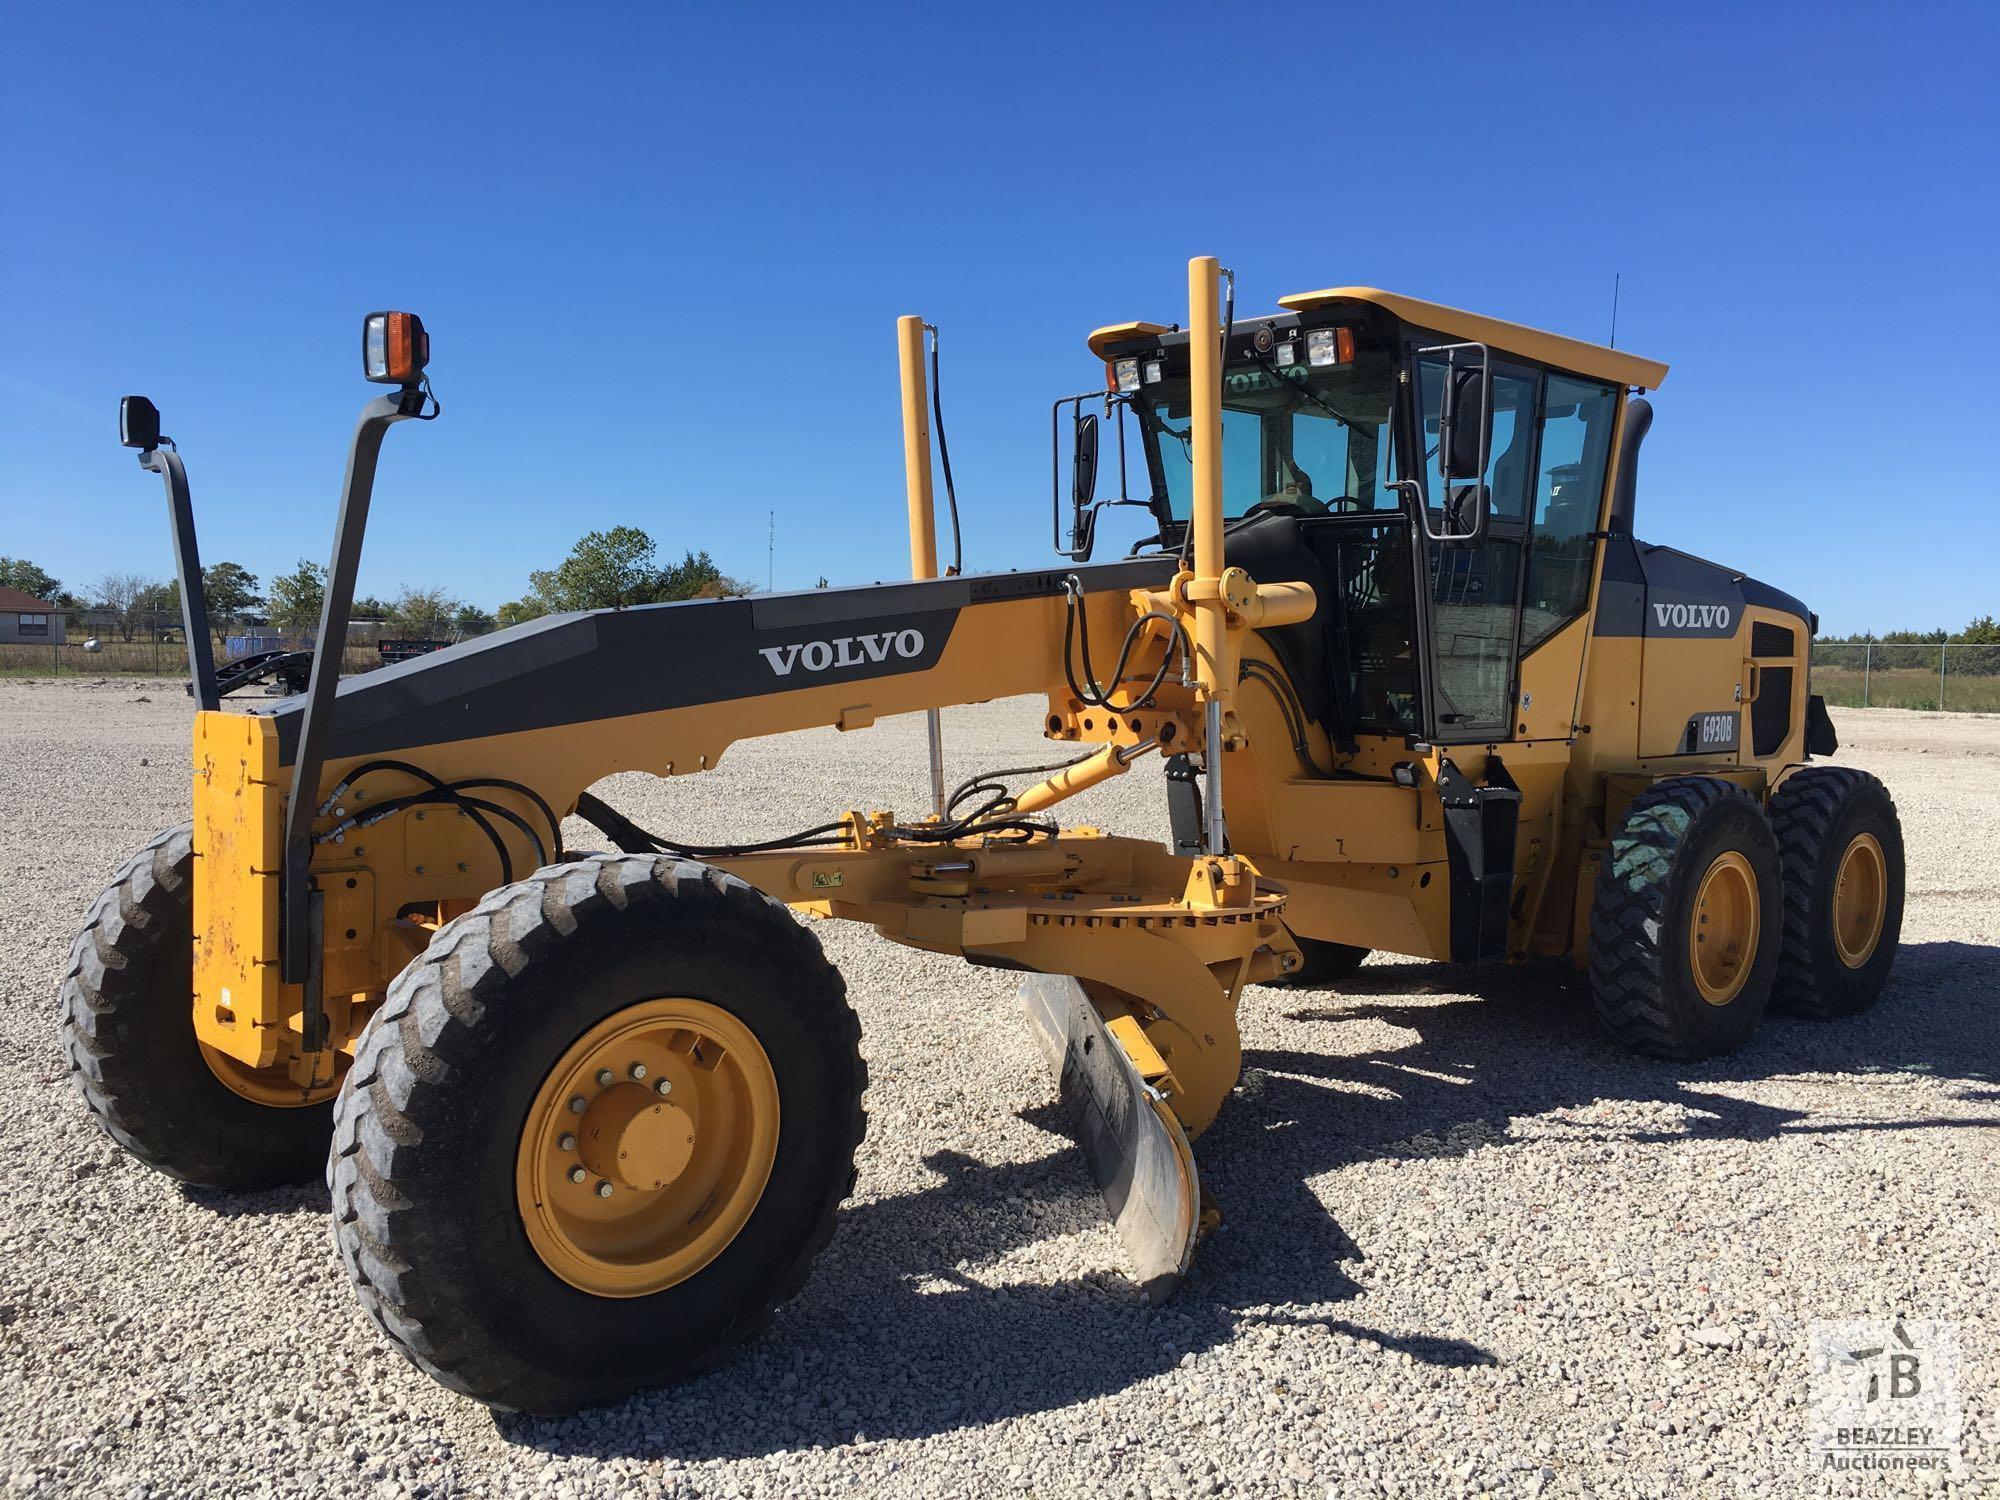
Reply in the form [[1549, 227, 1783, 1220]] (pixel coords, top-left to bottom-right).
[[767, 510, 774, 592], [1609, 272, 1621, 349]]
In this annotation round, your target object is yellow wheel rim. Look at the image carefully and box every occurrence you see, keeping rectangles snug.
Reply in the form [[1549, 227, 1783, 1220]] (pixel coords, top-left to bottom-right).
[[515, 998, 779, 1298], [1831, 832, 1887, 969], [1689, 850, 1761, 1006], [199, 1043, 342, 1108]]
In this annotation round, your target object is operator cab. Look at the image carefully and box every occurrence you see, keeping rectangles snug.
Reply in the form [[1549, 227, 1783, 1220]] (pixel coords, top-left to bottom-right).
[[1065, 289, 1667, 750]]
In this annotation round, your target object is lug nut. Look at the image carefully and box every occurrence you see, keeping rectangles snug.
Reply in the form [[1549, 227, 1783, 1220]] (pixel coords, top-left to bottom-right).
[[558, 1132, 576, 1151], [596, 1068, 614, 1087], [654, 1078, 672, 1096], [568, 1095, 588, 1114], [594, 1180, 614, 1199], [628, 1062, 647, 1080], [567, 1165, 587, 1184]]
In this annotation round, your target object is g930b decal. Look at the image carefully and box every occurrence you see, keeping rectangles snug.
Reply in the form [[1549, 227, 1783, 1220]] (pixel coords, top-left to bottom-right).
[[1679, 710, 1740, 755]]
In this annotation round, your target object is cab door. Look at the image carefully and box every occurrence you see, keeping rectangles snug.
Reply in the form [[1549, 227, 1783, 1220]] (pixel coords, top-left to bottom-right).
[[1415, 359, 1540, 742]]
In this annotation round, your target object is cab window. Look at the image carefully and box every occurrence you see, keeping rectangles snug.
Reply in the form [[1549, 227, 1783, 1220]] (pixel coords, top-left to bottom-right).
[[1521, 376, 1618, 650]]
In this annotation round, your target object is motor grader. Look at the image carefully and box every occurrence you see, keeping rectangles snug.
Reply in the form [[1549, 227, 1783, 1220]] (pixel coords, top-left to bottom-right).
[[64, 258, 1903, 1413]]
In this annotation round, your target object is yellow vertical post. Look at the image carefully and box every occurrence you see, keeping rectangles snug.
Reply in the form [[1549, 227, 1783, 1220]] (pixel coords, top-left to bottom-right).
[[896, 314, 946, 815], [1186, 256, 1225, 696], [1185, 256, 1230, 856], [897, 315, 940, 583]]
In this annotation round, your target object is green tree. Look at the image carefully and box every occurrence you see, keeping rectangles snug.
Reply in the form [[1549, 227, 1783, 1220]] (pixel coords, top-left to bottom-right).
[[387, 585, 463, 638], [1958, 614, 2000, 645], [351, 595, 391, 620], [527, 526, 666, 611], [522, 528, 754, 612], [0, 557, 62, 601], [155, 562, 263, 627], [452, 602, 490, 636], [202, 562, 261, 622], [660, 548, 753, 600], [496, 597, 547, 628], [266, 559, 328, 632]]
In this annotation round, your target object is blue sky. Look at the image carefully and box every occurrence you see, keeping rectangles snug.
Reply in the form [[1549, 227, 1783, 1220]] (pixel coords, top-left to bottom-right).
[[3, 3, 1995, 635]]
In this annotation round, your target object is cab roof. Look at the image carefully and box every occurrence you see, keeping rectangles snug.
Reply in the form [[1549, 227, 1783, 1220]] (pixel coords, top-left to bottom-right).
[[1087, 286, 1668, 390]]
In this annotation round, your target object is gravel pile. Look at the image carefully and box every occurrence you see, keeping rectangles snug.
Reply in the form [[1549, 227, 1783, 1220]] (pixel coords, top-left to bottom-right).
[[1, 678, 1993, 1497]]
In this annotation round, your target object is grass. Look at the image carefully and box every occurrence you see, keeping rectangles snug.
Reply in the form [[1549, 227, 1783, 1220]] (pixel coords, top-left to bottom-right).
[[1813, 666, 2000, 713]]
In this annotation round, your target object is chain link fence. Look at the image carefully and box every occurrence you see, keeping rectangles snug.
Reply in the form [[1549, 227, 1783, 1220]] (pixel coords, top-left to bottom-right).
[[1811, 642, 2000, 713], [0, 607, 497, 680], [12, 607, 1996, 714]]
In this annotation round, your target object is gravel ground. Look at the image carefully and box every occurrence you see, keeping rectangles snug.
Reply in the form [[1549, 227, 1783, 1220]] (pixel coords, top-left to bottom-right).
[[2, 678, 1994, 1498]]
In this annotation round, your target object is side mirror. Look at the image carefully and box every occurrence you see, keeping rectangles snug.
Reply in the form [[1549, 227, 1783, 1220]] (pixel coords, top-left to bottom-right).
[[1410, 342, 1496, 547], [119, 395, 161, 451], [1072, 411, 1099, 511], [1438, 362, 1490, 481]]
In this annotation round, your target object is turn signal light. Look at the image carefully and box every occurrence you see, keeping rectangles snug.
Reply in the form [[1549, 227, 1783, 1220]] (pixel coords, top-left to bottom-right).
[[363, 311, 430, 385]]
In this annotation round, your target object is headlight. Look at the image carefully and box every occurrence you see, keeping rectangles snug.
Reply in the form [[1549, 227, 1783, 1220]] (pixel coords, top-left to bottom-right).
[[1143, 359, 1164, 385], [1306, 327, 1354, 367], [1113, 358, 1141, 394], [362, 311, 430, 385]]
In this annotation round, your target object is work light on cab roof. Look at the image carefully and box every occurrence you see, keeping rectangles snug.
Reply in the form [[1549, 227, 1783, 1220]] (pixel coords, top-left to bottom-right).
[[362, 310, 429, 385]]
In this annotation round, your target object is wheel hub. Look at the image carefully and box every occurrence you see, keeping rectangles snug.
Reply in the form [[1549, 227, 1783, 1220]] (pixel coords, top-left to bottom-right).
[[577, 1084, 697, 1191], [1831, 832, 1887, 969], [514, 998, 780, 1298], [1690, 849, 1760, 1007]]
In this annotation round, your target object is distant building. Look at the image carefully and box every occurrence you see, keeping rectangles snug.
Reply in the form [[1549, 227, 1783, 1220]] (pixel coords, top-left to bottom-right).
[[0, 586, 65, 644]]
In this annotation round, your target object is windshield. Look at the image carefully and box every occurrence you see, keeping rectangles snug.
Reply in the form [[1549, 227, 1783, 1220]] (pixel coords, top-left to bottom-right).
[[1134, 346, 1398, 521]]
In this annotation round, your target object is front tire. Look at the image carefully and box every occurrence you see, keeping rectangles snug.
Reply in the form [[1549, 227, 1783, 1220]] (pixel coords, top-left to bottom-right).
[[1589, 778, 1782, 1060], [1769, 767, 1904, 1017], [58, 824, 337, 1188], [328, 855, 866, 1413]]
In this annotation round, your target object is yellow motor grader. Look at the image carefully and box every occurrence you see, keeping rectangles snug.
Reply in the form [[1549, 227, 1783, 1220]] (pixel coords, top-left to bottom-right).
[[64, 258, 1902, 1412]]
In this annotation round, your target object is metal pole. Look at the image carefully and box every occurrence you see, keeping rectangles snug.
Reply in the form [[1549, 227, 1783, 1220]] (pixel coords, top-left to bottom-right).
[[896, 313, 946, 818], [1863, 643, 1870, 707], [1941, 644, 1947, 711], [281, 387, 426, 988], [1187, 256, 1228, 857], [140, 446, 220, 710]]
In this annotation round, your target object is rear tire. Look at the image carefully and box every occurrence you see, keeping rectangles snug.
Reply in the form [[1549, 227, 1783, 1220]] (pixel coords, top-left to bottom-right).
[[1588, 778, 1782, 1060], [328, 855, 866, 1413], [1769, 767, 1904, 1017], [58, 824, 336, 1188], [1268, 935, 1370, 987]]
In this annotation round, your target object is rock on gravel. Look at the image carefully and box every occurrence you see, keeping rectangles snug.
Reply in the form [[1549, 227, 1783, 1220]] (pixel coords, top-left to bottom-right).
[[1, 680, 1994, 1497]]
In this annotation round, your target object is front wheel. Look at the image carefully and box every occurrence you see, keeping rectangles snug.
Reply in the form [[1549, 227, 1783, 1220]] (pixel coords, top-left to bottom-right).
[[329, 855, 866, 1413], [58, 824, 338, 1188]]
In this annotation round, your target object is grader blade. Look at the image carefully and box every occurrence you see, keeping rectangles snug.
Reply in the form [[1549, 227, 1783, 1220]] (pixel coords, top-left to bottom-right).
[[1019, 974, 1200, 1300]]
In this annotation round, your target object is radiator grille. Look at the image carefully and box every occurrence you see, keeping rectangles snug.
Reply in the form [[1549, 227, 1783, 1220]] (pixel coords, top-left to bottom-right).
[[1751, 622, 1796, 659], [1753, 666, 1794, 755]]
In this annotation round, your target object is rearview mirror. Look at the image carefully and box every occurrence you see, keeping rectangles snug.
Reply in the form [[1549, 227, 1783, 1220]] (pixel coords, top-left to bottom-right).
[[119, 395, 161, 451], [1072, 411, 1099, 511], [1438, 361, 1490, 481]]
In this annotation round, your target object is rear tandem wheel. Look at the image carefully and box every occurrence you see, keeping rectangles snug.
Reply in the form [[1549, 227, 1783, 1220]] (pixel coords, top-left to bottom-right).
[[328, 854, 867, 1412]]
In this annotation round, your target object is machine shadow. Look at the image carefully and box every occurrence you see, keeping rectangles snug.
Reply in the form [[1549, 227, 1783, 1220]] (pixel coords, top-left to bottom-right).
[[499, 938, 1994, 1460]]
